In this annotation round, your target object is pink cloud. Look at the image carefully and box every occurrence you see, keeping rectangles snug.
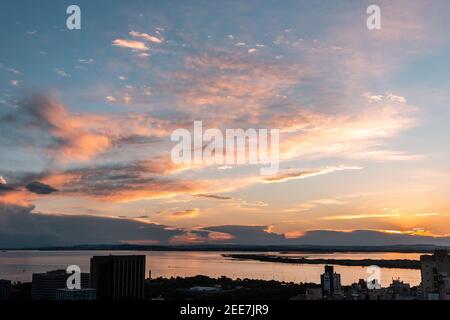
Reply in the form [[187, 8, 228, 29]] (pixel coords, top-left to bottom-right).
[[112, 39, 149, 51]]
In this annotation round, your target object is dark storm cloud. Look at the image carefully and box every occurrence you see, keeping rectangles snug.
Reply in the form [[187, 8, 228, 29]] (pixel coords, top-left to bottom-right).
[[202, 225, 287, 245], [0, 204, 60, 247], [0, 203, 186, 248], [200, 226, 450, 246], [2, 203, 450, 248], [0, 184, 15, 192], [190, 230, 211, 238], [294, 230, 450, 246], [25, 181, 58, 194]]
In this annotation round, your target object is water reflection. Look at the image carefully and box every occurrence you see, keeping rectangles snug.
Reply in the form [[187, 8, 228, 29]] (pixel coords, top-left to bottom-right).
[[0, 250, 421, 286]]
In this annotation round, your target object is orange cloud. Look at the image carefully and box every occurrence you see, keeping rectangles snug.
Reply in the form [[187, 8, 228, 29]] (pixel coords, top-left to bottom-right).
[[98, 183, 203, 203], [5, 95, 112, 162], [5, 94, 183, 163], [33, 157, 203, 203], [112, 39, 149, 51], [169, 208, 200, 219], [0, 190, 36, 206], [275, 94, 418, 162]]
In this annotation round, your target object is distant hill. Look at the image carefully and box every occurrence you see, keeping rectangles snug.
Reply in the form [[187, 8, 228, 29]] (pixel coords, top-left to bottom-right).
[[2, 243, 447, 253]]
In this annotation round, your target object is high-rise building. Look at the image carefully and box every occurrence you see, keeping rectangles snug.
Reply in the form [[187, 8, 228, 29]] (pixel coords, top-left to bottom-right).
[[55, 288, 96, 300], [0, 279, 11, 300], [31, 270, 90, 300], [420, 249, 450, 300], [90, 255, 145, 300], [320, 265, 342, 298]]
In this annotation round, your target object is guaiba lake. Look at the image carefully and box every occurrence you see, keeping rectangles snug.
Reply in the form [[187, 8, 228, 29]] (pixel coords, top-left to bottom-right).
[[0, 251, 422, 287]]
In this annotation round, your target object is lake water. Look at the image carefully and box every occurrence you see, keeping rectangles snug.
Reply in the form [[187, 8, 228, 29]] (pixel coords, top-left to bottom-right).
[[0, 250, 422, 287]]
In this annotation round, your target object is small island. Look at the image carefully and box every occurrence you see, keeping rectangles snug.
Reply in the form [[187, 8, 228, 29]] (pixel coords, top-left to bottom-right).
[[223, 254, 421, 269]]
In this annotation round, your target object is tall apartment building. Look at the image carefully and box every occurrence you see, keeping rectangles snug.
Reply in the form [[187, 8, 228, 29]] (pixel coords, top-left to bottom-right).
[[90, 255, 145, 300], [420, 249, 450, 300], [320, 265, 342, 298]]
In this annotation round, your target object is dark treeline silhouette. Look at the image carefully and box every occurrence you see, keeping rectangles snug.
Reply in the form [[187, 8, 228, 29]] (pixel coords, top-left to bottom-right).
[[224, 254, 421, 269], [146, 275, 319, 300]]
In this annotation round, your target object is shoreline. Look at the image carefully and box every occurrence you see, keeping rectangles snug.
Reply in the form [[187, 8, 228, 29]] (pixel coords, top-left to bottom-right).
[[0, 244, 444, 253], [223, 254, 422, 269]]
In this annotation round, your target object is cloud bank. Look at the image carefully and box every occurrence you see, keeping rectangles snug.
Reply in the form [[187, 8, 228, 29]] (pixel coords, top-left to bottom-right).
[[2, 204, 450, 248], [0, 203, 184, 248]]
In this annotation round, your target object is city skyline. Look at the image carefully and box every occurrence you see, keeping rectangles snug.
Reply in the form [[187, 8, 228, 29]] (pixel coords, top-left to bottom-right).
[[2, 250, 449, 300], [1, 0, 450, 247]]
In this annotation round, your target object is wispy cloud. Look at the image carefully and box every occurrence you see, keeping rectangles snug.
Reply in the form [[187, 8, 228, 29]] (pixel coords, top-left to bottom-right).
[[55, 69, 71, 77], [415, 212, 443, 217], [129, 30, 163, 44], [78, 58, 94, 64], [262, 166, 362, 183], [169, 208, 200, 218], [105, 95, 117, 103], [320, 213, 400, 221], [6, 67, 21, 75], [195, 194, 232, 200], [112, 39, 149, 51]]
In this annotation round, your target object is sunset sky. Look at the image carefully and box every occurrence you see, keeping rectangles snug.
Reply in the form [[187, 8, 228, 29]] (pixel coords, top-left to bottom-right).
[[1, 0, 450, 247]]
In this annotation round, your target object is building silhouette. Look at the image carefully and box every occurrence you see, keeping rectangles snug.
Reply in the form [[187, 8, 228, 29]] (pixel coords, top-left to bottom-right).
[[420, 249, 450, 300], [32, 270, 89, 300], [388, 278, 411, 299], [320, 265, 342, 298], [0, 279, 11, 300], [90, 255, 145, 300]]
